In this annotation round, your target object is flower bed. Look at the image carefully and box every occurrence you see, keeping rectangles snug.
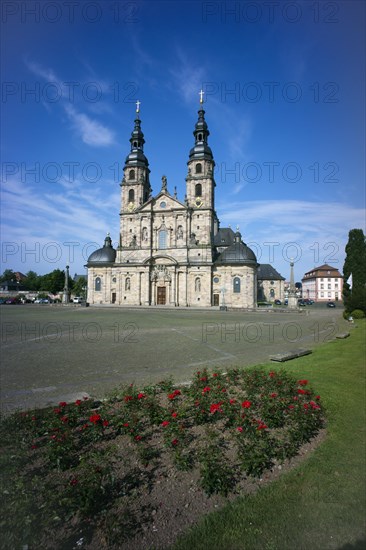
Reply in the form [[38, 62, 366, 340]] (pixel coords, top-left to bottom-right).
[[0, 367, 325, 549]]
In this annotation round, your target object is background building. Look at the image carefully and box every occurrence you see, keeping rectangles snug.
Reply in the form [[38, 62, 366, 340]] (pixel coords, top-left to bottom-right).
[[301, 264, 343, 302], [257, 264, 285, 303]]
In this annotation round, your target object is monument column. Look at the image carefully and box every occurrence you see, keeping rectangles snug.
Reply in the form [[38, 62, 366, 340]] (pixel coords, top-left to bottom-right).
[[62, 265, 70, 304]]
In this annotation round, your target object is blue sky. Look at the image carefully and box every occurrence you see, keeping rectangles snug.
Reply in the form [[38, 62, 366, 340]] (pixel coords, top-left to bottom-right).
[[1, 0, 365, 281]]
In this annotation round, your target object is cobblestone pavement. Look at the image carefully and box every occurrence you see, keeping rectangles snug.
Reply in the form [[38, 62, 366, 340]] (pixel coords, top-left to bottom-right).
[[1, 304, 347, 413]]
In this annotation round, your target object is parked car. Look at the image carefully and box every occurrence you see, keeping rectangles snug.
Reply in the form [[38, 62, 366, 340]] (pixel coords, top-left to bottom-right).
[[327, 301, 336, 308], [298, 300, 307, 307], [274, 299, 282, 305], [73, 297, 83, 304]]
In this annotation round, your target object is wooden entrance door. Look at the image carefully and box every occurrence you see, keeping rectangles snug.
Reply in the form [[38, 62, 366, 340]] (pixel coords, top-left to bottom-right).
[[213, 294, 219, 306], [157, 287, 166, 305]]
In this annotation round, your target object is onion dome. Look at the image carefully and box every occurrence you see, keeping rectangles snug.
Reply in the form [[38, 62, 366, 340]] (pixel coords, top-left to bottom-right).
[[87, 234, 116, 264], [215, 231, 257, 265]]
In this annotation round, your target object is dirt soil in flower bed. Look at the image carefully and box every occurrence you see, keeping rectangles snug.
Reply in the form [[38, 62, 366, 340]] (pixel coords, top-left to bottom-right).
[[93, 429, 327, 550], [1, 368, 326, 550], [34, 429, 327, 550]]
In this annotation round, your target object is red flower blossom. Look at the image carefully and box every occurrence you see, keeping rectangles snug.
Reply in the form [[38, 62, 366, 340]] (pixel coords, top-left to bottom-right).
[[137, 393, 145, 399], [270, 393, 278, 398], [171, 439, 179, 446], [161, 420, 170, 427], [60, 416, 68, 423], [237, 426, 243, 432], [31, 444, 37, 449], [288, 405, 294, 410], [124, 395, 133, 402], [135, 435, 142, 441], [89, 413, 102, 424], [70, 478, 78, 486], [269, 371, 276, 378], [210, 402, 223, 414], [202, 386, 211, 393], [242, 400, 251, 409], [257, 422, 267, 430], [222, 388, 227, 393], [168, 389, 181, 400], [315, 395, 321, 400], [298, 380, 308, 386], [75, 399, 82, 406], [59, 401, 67, 407], [200, 376, 208, 382], [229, 399, 236, 405], [123, 422, 129, 427], [171, 412, 178, 418], [54, 408, 61, 414], [102, 420, 109, 427], [83, 396, 89, 400], [297, 388, 306, 395], [213, 373, 218, 377]]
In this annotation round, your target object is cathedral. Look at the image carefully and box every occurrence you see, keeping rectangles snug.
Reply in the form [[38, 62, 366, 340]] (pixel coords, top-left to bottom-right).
[[86, 95, 259, 308]]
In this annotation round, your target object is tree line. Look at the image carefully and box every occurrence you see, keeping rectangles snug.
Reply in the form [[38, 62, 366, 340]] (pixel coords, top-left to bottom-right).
[[0, 269, 86, 297]]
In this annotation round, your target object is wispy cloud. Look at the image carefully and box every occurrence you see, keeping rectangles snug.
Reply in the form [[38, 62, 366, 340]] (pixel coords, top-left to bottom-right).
[[64, 105, 115, 147], [25, 60, 115, 147], [1, 176, 120, 273], [217, 199, 366, 274]]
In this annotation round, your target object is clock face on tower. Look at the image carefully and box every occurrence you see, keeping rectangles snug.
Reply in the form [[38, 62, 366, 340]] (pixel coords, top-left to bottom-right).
[[195, 197, 204, 208], [127, 202, 135, 212]]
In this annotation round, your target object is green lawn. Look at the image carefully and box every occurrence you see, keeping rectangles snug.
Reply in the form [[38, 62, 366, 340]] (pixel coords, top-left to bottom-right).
[[173, 321, 366, 550]]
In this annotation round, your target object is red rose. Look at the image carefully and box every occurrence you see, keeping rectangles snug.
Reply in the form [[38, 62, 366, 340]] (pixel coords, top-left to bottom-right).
[[171, 439, 179, 446], [89, 413, 101, 424], [75, 399, 82, 406], [124, 395, 133, 402], [59, 401, 67, 407], [137, 393, 145, 399], [202, 386, 211, 393], [161, 420, 170, 427], [298, 380, 308, 386], [237, 426, 243, 432], [270, 393, 278, 398], [242, 400, 251, 409]]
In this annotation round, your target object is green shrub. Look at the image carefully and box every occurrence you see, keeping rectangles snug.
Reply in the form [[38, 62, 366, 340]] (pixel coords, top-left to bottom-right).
[[351, 309, 365, 319]]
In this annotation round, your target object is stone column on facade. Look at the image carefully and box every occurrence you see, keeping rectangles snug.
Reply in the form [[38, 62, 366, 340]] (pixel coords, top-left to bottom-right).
[[145, 269, 150, 305], [170, 268, 176, 305]]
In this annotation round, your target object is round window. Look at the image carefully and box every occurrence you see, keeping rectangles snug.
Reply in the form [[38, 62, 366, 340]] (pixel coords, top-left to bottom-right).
[[160, 201, 166, 208], [213, 276, 220, 283], [112, 277, 116, 283]]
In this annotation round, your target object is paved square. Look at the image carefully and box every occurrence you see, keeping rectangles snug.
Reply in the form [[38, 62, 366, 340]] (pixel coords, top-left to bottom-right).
[[1, 305, 346, 413]]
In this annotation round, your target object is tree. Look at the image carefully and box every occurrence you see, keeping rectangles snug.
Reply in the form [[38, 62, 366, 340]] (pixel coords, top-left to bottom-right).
[[25, 270, 41, 291], [73, 276, 87, 297], [343, 229, 366, 313], [38, 269, 67, 295], [0, 269, 16, 283]]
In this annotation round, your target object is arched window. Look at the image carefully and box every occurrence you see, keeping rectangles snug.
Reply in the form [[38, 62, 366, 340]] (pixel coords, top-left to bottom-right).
[[129, 169, 135, 180], [270, 288, 275, 297], [195, 163, 202, 174], [195, 277, 201, 292], [128, 189, 135, 202], [233, 277, 241, 293], [125, 277, 131, 291], [198, 133, 203, 141], [195, 183, 202, 197], [159, 230, 167, 249], [95, 277, 101, 291]]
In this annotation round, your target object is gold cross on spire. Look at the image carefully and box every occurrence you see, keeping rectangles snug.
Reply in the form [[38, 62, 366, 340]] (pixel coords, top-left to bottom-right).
[[199, 89, 204, 104], [136, 99, 141, 113]]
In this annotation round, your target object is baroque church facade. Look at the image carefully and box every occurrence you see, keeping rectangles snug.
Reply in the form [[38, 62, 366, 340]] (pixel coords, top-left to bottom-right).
[[86, 98, 259, 308]]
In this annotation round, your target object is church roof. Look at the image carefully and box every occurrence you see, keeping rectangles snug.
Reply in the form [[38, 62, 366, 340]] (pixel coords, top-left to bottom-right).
[[87, 235, 116, 265], [213, 227, 235, 247], [257, 264, 285, 281], [215, 231, 257, 265]]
